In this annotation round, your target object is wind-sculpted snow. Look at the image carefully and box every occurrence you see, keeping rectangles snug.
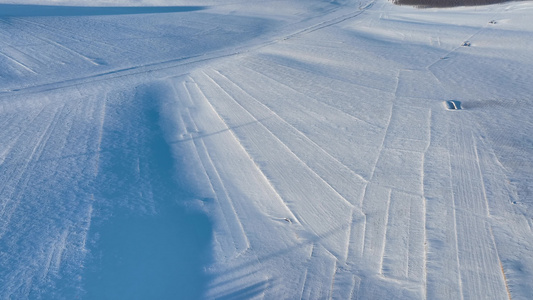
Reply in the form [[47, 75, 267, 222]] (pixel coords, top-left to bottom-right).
[[1, 0, 533, 299]]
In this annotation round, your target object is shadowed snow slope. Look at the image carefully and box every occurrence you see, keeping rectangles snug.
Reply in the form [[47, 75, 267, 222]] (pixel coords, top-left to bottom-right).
[[0, 4, 206, 17], [0, 0, 532, 299]]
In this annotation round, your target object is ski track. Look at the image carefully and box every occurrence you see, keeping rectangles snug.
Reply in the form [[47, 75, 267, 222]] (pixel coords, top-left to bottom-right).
[[182, 80, 251, 258], [173, 76, 321, 299], [0, 103, 62, 232], [192, 69, 354, 261], [379, 188, 392, 276], [216, 62, 384, 181], [206, 69, 366, 206], [11, 17, 146, 59], [241, 63, 382, 132], [0, 35, 41, 75], [447, 115, 509, 299], [0, 88, 102, 298], [449, 137, 466, 300], [300, 244, 337, 299], [0, 19, 99, 67], [1, 0, 532, 298], [93, 93, 107, 176], [244, 54, 398, 112], [0, 51, 37, 75]]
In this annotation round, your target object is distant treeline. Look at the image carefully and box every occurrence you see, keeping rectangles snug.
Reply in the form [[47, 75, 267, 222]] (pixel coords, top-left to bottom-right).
[[393, 0, 522, 8]]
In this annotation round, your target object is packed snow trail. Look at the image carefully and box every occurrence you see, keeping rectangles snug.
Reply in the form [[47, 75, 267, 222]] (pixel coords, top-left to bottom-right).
[[1, 0, 533, 299]]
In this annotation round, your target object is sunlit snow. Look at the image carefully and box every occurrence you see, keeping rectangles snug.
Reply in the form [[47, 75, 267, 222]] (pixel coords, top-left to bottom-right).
[[1, 0, 532, 299]]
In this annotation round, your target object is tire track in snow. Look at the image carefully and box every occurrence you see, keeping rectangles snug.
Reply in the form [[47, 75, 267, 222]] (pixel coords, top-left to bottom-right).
[[219, 63, 382, 180], [298, 251, 311, 300], [472, 132, 492, 218], [331, 269, 361, 300], [200, 70, 357, 210], [209, 69, 368, 204], [381, 190, 425, 283], [0, 32, 41, 75], [241, 62, 382, 131], [0, 0, 379, 95], [367, 99, 429, 286], [206, 67, 373, 265], [188, 117, 250, 258], [0, 98, 89, 297], [364, 69, 402, 185], [424, 107, 463, 299], [421, 108, 431, 298], [192, 73, 302, 223], [379, 189, 392, 276], [12, 17, 145, 59], [426, 6, 505, 71], [300, 244, 337, 300], [0, 87, 117, 297], [181, 80, 251, 258], [172, 77, 298, 227], [93, 93, 107, 176], [470, 114, 533, 300], [174, 77, 318, 299], [447, 143, 465, 300], [0, 48, 224, 95], [488, 225, 512, 300], [177, 90, 263, 250], [204, 69, 360, 263], [244, 55, 394, 125], [278, 4, 373, 42], [0, 19, 99, 67], [40, 228, 69, 281], [0, 104, 63, 238], [0, 113, 27, 165], [368, 96, 394, 183], [472, 132, 512, 300], [0, 51, 37, 75], [201, 69, 358, 210], [350, 202, 368, 260], [193, 70, 353, 261], [447, 115, 509, 300], [361, 184, 392, 272], [0, 104, 46, 178], [358, 91, 429, 291]]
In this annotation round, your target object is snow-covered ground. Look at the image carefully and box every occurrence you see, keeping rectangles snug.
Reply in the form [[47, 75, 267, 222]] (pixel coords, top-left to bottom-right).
[[1, 0, 532, 299]]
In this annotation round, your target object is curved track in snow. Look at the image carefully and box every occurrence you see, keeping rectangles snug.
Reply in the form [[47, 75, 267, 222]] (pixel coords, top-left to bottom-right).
[[1, 0, 532, 299]]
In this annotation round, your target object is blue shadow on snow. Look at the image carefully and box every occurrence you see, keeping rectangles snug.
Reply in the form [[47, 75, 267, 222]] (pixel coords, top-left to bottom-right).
[[83, 85, 212, 300], [0, 4, 206, 17]]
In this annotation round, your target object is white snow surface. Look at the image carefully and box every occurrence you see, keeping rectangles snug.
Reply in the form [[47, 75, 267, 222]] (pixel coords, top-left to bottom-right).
[[1, 0, 532, 299]]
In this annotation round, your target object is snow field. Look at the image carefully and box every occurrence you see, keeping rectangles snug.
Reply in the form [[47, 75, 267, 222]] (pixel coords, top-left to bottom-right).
[[0, 0, 532, 298], [170, 1, 533, 298]]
